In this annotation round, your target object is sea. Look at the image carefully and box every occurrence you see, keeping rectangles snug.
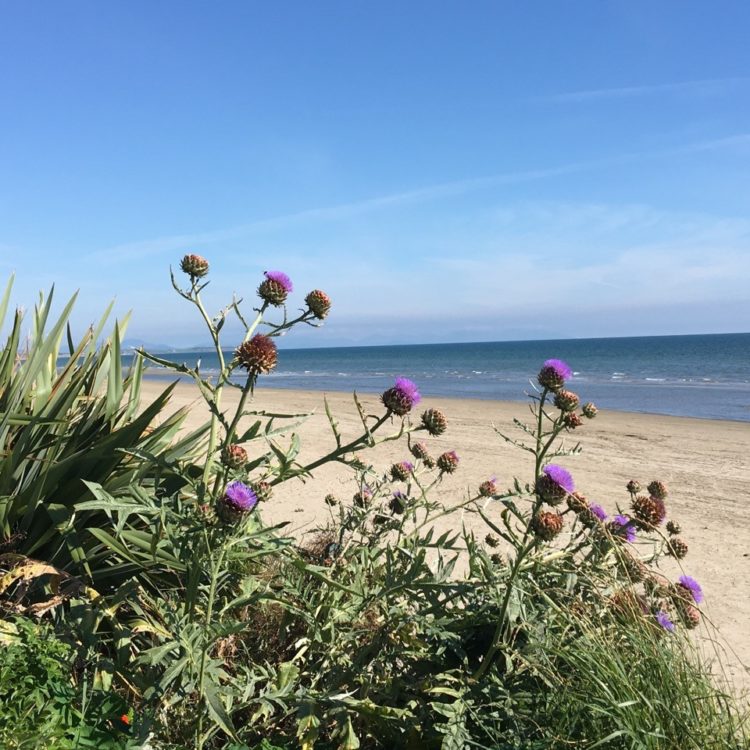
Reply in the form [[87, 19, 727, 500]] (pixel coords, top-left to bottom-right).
[[135, 333, 750, 423]]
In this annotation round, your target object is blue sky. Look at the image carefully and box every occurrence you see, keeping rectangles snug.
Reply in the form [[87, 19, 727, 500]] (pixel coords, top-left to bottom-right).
[[1, 2, 749, 347]]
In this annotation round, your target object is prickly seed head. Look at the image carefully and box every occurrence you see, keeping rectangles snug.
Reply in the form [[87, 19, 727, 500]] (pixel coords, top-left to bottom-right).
[[554, 389, 580, 412], [436, 450, 459, 474], [235, 334, 278, 375], [647, 480, 668, 500], [221, 443, 248, 469], [251, 480, 272, 502], [680, 603, 701, 629], [389, 491, 408, 514], [631, 495, 667, 529], [619, 552, 647, 583], [421, 408, 448, 436], [353, 486, 373, 508], [478, 478, 497, 497], [305, 289, 331, 319], [666, 519, 681, 536], [582, 402, 598, 418], [410, 441, 430, 461], [667, 537, 688, 559], [567, 492, 588, 513], [390, 461, 413, 482], [562, 412, 584, 429], [531, 511, 564, 541], [626, 480, 641, 494], [180, 253, 209, 279]]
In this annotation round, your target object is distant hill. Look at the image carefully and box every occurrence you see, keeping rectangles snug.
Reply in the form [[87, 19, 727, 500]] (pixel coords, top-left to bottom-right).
[[121, 338, 180, 353]]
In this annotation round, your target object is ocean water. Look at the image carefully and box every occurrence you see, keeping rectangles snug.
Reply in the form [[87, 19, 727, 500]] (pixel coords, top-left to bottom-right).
[[135, 333, 750, 422]]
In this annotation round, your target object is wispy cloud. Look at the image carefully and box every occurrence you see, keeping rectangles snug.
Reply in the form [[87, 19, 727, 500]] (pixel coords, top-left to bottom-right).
[[87, 130, 750, 264], [540, 76, 750, 103]]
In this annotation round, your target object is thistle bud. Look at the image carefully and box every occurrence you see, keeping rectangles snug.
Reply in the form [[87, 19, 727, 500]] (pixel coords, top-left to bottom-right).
[[258, 271, 293, 306], [667, 537, 688, 559], [647, 480, 668, 500], [235, 334, 278, 375], [251, 480, 272, 502], [579, 502, 608, 527], [666, 520, 681, 536], [484, 533, 499, 548], [679, 603, 701, 630], [305, 289, 332, 320], [554, 389, 580, 412], [478, 478, 497, 497], [631, 495, 666, 530], [221, 443, 248, 470], [180, 253, 209, 279], [618, 552, 647, 583], [324, 494, 338, 507], [421, 408, 448, 436], [389, 491, 408, 514], [390, 461, 413, 482], [410, 441, 430, 461], [436, 450, 459, 474], [353, 486, 373, 508], [609, 515, 637, 543], [562, 412, 584, 429], [582, 402, 598, 418], [626, 480, 641, 495], [531, 511, 564, 541], [567, 492, 588, 513]]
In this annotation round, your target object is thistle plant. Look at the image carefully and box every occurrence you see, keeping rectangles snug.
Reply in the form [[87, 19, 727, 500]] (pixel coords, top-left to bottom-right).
[[3, 260, 745, 749], [260, 356, 737, 749], [82, 257, 457, 748]]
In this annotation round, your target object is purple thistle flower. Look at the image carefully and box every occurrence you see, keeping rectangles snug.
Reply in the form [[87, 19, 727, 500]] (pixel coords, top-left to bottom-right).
[[589, 503, 608, 522], [656, 610, 676, 632], [382, 377, 421, 416], [543, 464, 575, 494], [612, 514, 637, 543], [223, 481, 258, 512], [264, 271, 293, 293], [394, 377, 421, 407], [678, 575, 704, 604], [544, 359, 572, 380]]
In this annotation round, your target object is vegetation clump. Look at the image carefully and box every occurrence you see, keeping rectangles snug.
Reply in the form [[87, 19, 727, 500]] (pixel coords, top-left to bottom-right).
[[0, 260, 746, 749]]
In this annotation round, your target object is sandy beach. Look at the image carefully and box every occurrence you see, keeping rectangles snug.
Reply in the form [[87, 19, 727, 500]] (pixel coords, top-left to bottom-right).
[[142, 379, 750, 690]]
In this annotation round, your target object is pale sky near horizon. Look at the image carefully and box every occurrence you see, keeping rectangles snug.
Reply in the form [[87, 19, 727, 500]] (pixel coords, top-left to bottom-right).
[[1, 2, 749, 348]]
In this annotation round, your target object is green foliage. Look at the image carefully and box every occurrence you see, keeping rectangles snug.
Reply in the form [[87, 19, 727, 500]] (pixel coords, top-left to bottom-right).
[[0, 616, 132, 749], [0, 277, 206, 583], [1, 264, 747, 749]]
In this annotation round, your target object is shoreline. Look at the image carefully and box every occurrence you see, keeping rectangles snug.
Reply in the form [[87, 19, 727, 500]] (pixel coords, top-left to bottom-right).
[[141, 379, 750, 691], [142, 373, 750, 425]]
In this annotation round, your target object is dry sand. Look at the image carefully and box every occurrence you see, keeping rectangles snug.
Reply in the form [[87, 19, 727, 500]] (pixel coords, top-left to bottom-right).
[[142, 379, 750, 690]]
